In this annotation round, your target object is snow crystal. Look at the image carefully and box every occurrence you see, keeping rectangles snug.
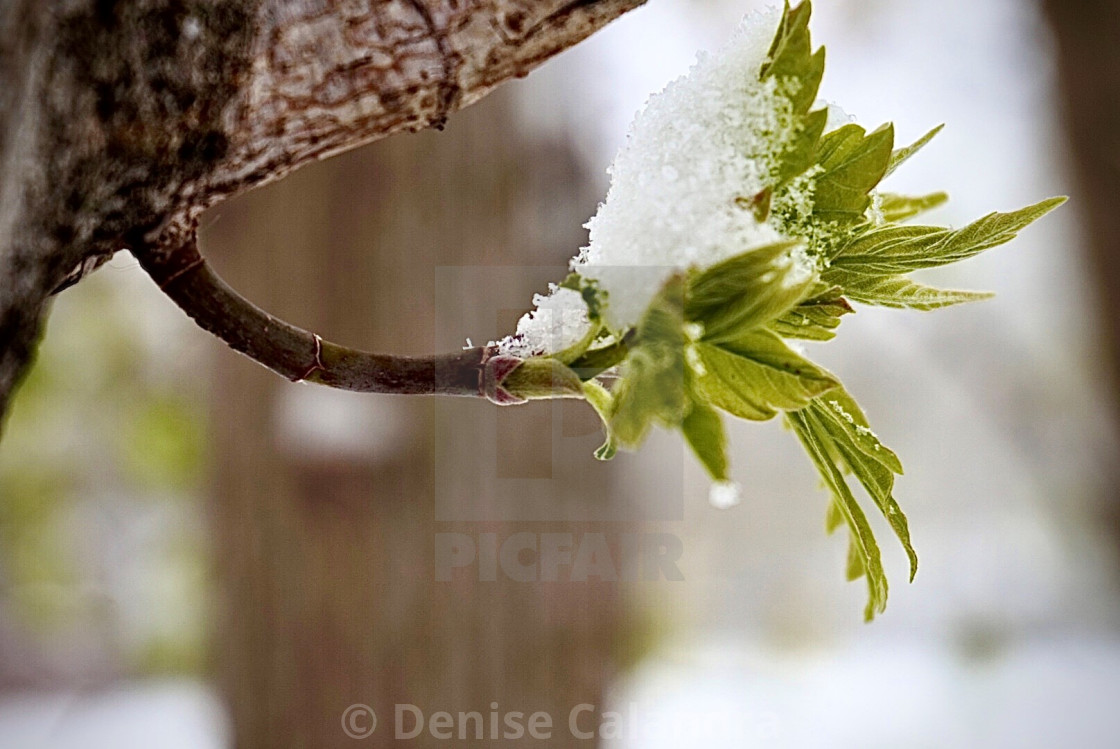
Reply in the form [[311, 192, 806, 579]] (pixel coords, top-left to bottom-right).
[[770, 168, 820, 241], [709, 480, 743, 510], [821, 100, 855, 132], [497, 285, 594, 357], [828, 399, 856, 424], [868, 191, 886, 226], [828, 399, 880, 442], [573, 6, 793, 331], [783, 243, 816, 288], [685, 344, 706, 376]]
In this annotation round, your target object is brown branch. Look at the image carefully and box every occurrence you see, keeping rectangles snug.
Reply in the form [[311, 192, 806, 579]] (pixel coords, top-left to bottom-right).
[[135, 237, 493, 397], [200, 0, 651, 224]]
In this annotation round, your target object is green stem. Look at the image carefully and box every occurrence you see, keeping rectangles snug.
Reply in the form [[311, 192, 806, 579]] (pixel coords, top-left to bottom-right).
[[568, 329, 635, 380]]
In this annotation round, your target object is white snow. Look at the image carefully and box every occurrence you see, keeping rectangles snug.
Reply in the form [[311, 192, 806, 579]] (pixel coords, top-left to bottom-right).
[[605, 637, 1120, 749], [575, 6, 792, 331], [708, 480, 743, 509], [820, 99, 855, 132], [500, 6, 806, 355], [498, 284, 594, 358], [0, 680, 228, 749]]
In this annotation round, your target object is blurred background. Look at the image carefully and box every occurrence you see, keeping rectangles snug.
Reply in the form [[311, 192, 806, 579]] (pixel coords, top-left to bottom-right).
[[2, 0, 1120, 746]]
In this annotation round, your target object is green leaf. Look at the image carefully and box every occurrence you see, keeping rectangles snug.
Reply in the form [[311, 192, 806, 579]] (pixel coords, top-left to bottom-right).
[[610, 276, 688, 447], [502, 358, 585, 400], [772, 45, 825, 115], [762, 2, 823, 115], [878, 192, 949, 223], [686, 241, 816, 342], [569, 331, 633, 380], [825, 498, 844, 534], [610, 355, 678, 447], [693, 329, 839, 420], [812, 389, 902, 474], [681, 399, 730, 482], [839, 446, 917, 582], [558, 273, 581, 291], [759, 2, 830, 190], [846, 533, 867, 581], [693, 356, 774, 421], [778, 107, 829, 188], [815, 124, 864, 169], [884, 124, 943, 179], [687, 241, 798, 313], [582, 380, 618, 461], [813, 123, 895, 219], [553, 322, 604, 366], [831, 197, 1067, 274], [808, 396, 917, 580], [823, 268, 994, 310], [762, 0, 799, 68], [787, 409, 888, 620], [771, 293, 854, 341], [930, 195, 1066, 258], [559, 273, 606, 323], [832, 223, 951, 273]]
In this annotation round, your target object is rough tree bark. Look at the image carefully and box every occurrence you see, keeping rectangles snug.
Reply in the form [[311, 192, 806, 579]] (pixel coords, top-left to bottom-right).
[[0, 0, 646, 430]]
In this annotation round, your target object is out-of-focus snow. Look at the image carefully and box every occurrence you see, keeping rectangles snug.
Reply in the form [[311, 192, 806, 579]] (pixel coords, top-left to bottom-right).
[[605, 637, 1120, 748], [708, 480, 743, 510], [0, 680, 227, 749]]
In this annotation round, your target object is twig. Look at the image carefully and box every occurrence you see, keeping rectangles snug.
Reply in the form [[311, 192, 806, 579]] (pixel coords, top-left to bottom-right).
[[135, 237, 491, 397]]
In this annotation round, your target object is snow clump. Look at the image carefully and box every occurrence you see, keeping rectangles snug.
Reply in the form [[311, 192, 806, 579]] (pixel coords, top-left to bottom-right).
[[498, 284, 594, 358], [498, 7, 805, 354]]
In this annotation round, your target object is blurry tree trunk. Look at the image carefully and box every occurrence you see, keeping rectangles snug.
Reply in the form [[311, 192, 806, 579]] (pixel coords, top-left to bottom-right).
[[1043, 1, 1120, 525], [204, 90, 627, 748], [1043, 0, 1120, 427]]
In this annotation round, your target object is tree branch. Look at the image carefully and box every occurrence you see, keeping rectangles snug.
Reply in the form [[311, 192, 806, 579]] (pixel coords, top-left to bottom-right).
[[0, 0, 646, 428], [204, 0, 648, 209], [136, 236, 494, 397]]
